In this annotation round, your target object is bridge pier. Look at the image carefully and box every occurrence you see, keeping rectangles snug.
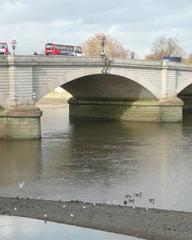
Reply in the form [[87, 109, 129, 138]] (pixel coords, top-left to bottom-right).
[[0, 106, 42, 139], [68, 97, 183, 122]]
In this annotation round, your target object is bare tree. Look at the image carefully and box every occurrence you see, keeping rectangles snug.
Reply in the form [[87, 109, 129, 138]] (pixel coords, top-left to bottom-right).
[[82, 32, 133, 59], [145, 36, 185, 60]]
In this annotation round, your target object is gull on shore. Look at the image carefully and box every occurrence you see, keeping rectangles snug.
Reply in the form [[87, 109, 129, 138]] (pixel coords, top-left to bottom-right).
[[43, 214, 47, 223], [17, 181, 26, 198]]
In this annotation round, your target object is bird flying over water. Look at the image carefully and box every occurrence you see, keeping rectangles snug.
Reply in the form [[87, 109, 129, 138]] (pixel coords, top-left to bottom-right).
[[18, 181, 25, 189]]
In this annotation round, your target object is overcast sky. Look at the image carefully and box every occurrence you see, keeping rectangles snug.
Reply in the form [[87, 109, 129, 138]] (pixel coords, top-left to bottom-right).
[[1, 0, 192, 58]]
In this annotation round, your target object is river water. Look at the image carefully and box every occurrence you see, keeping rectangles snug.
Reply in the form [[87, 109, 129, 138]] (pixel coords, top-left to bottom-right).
[[0, 216, 141, 240], [0, 104, 192, 212]]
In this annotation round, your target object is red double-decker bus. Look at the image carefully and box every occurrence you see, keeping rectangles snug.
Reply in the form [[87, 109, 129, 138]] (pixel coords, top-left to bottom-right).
[[45, 43, 83, 56], [0, 42, 9, 55]]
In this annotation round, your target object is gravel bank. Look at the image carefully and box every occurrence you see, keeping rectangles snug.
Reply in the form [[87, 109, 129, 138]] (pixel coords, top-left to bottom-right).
[[0, 197, 192, 240]]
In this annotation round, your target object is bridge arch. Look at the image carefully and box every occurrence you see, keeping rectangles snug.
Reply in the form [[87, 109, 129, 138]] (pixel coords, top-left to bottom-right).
[[35, 70, 159, 103], [62, 74, 158, 101]]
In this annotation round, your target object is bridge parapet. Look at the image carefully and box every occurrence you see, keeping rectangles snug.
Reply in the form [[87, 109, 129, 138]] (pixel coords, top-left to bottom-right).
[[1, 55, 192, 68], [1, 55, 164, 68]]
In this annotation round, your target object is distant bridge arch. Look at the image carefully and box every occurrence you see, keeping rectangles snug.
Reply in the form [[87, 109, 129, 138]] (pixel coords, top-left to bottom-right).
[[177, 81, 192, 96]]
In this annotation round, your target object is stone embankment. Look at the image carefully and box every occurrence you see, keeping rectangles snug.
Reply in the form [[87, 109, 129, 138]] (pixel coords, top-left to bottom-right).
[[0, 197, 192, 240]]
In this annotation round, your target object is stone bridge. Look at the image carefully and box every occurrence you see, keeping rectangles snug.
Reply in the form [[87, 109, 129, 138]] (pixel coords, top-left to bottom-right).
[[0, 55, 192, 138]]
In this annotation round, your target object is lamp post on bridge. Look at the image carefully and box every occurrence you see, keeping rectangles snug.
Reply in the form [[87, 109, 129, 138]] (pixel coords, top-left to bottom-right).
[[11, 40, 17, 56], [100, 34, 111, 73], [101, 34, 106, 58]]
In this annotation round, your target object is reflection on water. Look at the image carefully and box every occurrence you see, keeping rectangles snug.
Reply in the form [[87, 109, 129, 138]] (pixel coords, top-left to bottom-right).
[[0, 216, 141, 240], [0, 106, 192, 211], [0, 140, 42, 185]]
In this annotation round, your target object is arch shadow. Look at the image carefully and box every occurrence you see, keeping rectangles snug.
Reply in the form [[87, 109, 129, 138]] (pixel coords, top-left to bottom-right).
[[178, 83, 192, 112], [62, 74, 157, 101]]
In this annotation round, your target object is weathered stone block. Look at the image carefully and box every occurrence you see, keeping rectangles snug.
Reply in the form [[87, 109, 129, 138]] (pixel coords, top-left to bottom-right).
[[0, 107, 42, 139]]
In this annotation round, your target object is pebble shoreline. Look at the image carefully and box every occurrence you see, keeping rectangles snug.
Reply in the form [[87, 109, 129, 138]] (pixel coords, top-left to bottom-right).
[[0, 196, 192, 240]]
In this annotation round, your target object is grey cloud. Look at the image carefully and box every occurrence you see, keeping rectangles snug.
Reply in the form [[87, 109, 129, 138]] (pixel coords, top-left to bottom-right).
[[1, 0, 192, 57]]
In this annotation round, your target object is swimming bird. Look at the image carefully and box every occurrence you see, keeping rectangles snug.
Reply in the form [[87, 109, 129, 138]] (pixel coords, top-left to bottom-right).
[[149, 198, 155, 203], [134, 192, 142, 198], [128, 198, 135, 207], [70, 213, 74, 217], [125, 194, 132, 198], [149, 198, 155, 207], [128, 198, 135, 203]]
